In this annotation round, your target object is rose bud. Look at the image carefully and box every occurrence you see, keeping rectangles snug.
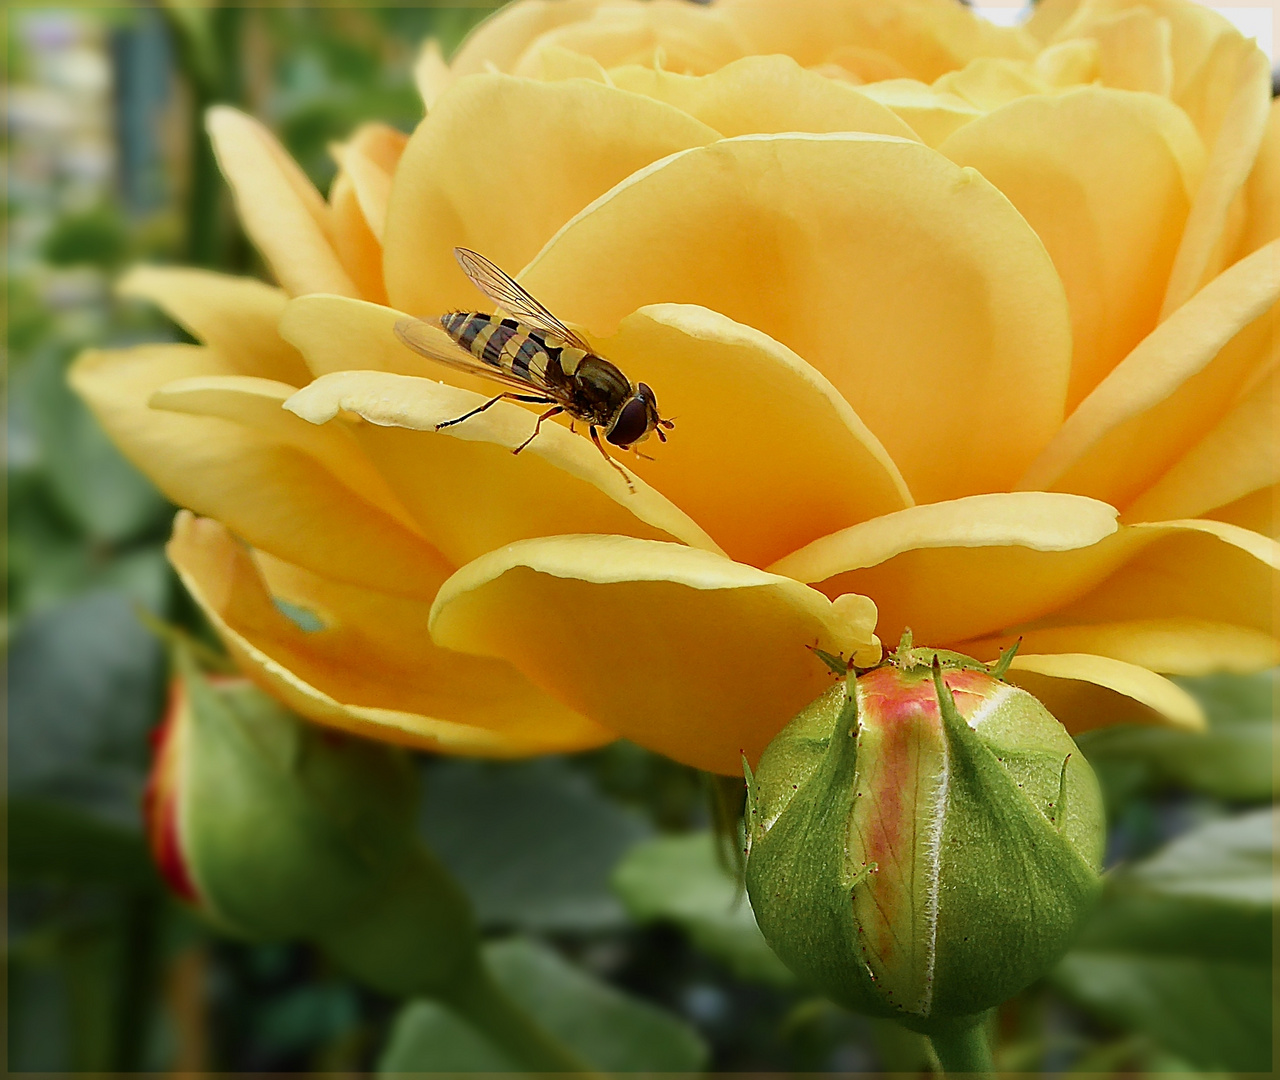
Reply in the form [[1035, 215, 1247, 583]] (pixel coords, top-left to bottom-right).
[[143, 653, 479, 998], [744, 637, 1104, 1034]]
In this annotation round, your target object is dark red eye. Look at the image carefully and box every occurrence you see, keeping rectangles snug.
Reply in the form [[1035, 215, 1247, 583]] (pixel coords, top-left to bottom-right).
[[606, 396, 650, 447]]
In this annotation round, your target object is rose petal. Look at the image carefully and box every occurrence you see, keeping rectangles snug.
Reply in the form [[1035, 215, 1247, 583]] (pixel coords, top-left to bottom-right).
[[769, 492, 1122, 645], [932, 58, 1052, 112], [1160, 38, 1271, 316], [70, 345, 444, 599], [1205, 486, 1278, 539], [1238, 99, 1280, 260], [450, 0, 613, 79], [428, 533, 880, 773], [383, 74, 717, 318], [524, 133, 1073, 504], [205, 106, 356, 297], [278, 295, 444, 380], [1125, 366, 1280, 523], [960, 619, 1280, 676], [169, 512, 610, 756], [284, 370, 722, 565], [855, 79, 981, 146], [597, 304, 912, 566], [329, 122, 406, 241], [328, 173, 387, 304], [721, 0, 1036, 80], [941, 87, 1204, 407], [1003, 653, 1204, 732], [606, 53, 919, 139], [1084, 7, 1173, 95], [413, 38, 450, 110], [511, 1, 753, 76], [1042, 518, 1280, 637], [117, 266, 310, 385], [1018, 238, 1280, 505], [149, 374, 418, 535]]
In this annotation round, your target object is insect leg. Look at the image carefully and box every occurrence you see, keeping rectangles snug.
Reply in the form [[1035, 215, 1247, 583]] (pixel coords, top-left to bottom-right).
[[436, 392, 556, 431], [588, 425, 635, 493], [513, 406, 565, 455]]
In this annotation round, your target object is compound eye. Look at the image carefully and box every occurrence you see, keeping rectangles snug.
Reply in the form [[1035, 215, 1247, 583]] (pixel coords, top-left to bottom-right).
[[606, 396, 650, 447]]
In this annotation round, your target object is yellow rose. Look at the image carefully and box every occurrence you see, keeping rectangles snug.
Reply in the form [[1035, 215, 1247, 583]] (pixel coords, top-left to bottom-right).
[[73, 0, 1279, 775]]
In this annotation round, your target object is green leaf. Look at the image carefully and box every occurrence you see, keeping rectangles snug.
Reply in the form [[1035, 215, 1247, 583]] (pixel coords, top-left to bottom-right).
[[377, 938, 708, 1073], [420, 759, 652, 932], [8, 800, 155, 887], [613, 831, 795, 986], [21, 347, 170, 545], [1054, 809, 1274, 1072], [8, 590, 166, 830]]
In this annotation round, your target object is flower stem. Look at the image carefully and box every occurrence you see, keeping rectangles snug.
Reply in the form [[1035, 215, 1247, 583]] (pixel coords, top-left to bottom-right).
[[929, 1018, 995, 1077], [445, 959, 601, 1075]]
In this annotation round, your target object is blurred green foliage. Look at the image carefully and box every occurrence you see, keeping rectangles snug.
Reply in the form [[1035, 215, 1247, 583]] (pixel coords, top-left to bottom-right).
[[6, 1, 1275, 1073]]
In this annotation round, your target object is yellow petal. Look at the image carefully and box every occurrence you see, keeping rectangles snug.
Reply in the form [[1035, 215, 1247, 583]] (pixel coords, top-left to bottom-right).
[[413, 38, 450, 110], [1205, 485, 1279, 539], [148, 374, 419, 535], [1025, 0, 1084, 44], [278, 295, 443, 380], [69, 345, 444, 600], [1237, 98, 1280, 260], [510, 1, 752, 77], [329, 122, 406, 241], [328, 173, 387, 304], [284, 370, 722, 566], [721, 0, 1036, 80], [770, 492, 1122, 645], [1125, 365, 1280, 523], [1045, 518, 1280, 638], [449, 0, 612, 78], [1003, 653, 1204, 733], [606, 53, 919, 139], [816, 45, 914, 84], [524, 133, 1073, 504], [855, 79, 982, 146], [428, 534, 880, 773], [941, 87, 1204, 408], [960, 619, 1280, 676], [1084, 6, 1173, 96], [1019, 238, 1280, 506], [205, 106, 357, 297], [117, 266, 310, 386], [1160, 38, 1271, 316], [598, 304, 912, 566], [1050, 0, 1236, 108], [932, 58, 1052, 112], [1032, 39, 1100, 88], [383, 74, 717, 318], [169, 512, 611, 756]]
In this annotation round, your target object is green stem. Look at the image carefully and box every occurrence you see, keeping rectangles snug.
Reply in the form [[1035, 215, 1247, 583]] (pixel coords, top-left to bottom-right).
[[929, 1019, 995, 1077], [445, 960, 601, 1076]]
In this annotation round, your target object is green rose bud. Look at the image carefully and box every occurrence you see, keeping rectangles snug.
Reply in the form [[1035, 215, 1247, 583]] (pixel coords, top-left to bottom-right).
[[744, 640, 1104, 1034], [143, 654, 478, 998]]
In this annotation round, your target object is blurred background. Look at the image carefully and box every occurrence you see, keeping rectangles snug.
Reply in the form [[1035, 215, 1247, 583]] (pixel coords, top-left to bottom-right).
[[5, 1, 1276, 1072]]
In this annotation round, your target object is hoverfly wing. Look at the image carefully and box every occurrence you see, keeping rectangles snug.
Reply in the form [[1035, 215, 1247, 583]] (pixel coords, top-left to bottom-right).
[[393, 318, 543, 394], [453, 247, 593, 352]]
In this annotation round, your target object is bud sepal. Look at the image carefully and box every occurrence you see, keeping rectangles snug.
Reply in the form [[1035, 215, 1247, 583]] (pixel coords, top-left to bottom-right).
[[744, 639, 1104, 1033]]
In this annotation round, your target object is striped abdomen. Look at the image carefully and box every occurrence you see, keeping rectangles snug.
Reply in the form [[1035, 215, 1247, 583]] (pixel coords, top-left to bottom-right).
[[440, 311, 586, 386]]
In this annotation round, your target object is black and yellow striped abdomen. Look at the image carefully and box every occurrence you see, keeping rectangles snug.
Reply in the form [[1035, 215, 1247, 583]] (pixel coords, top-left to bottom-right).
[[440, 310, 588, 388]]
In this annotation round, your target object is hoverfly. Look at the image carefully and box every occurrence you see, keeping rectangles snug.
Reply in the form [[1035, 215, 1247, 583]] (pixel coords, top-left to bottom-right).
[[394, 248, 674, 491]]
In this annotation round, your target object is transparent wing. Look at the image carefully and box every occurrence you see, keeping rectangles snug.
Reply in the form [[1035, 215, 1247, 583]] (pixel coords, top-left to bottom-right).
[[393, 318, 551, 395], [454, 247, 592, 352]]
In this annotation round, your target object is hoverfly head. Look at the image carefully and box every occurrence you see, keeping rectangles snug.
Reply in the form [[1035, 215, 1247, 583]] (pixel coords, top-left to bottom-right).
[[605, 382, 666, 449]]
